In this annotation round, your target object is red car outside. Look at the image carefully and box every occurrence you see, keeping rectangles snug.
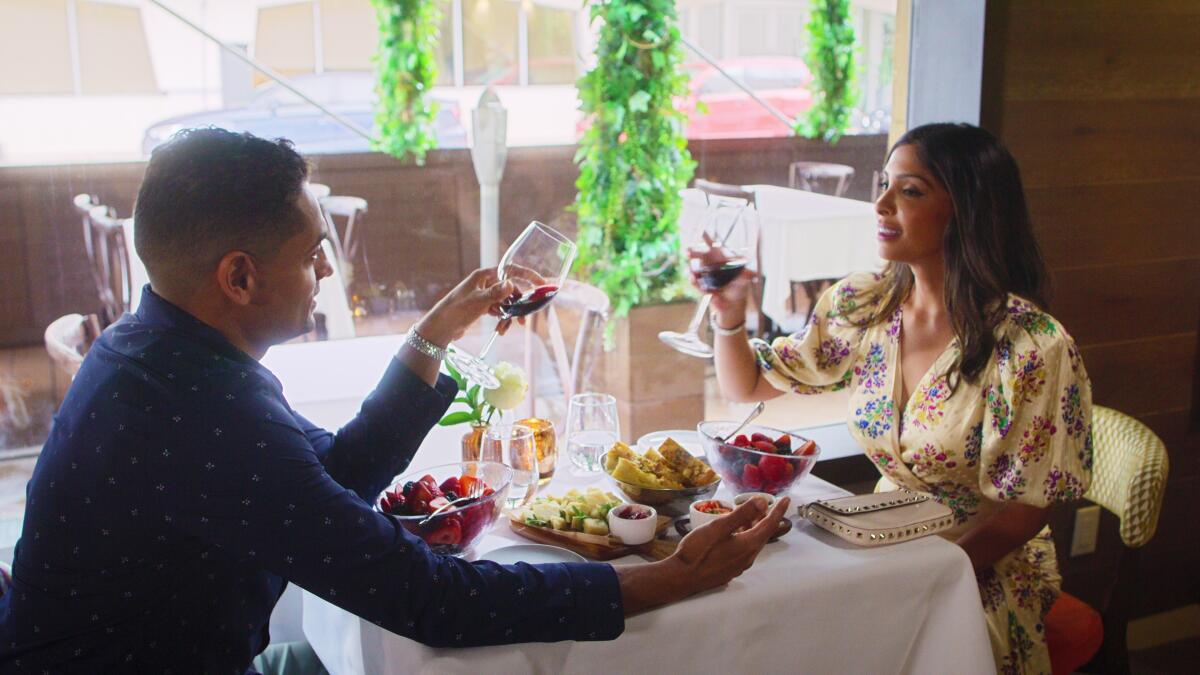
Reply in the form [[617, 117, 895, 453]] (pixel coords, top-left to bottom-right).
[[683, 56, 813, 139]]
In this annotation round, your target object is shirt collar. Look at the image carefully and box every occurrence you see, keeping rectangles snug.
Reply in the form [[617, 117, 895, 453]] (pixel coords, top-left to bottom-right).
[[130, 284, 259, 367]]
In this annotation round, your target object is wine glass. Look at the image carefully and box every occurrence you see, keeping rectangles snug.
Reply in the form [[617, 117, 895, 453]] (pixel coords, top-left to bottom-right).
[[659, 197, 756, 358], [446, 221, 577, 388], [483, 423, 539, 508], [563, 392, 621, 474]]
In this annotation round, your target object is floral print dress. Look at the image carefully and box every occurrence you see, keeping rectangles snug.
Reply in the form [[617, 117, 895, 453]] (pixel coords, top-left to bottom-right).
[[753, 272, 1093, 675]]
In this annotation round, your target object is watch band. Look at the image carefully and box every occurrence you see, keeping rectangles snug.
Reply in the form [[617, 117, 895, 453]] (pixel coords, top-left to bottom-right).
[[405, 328, 447, 361]]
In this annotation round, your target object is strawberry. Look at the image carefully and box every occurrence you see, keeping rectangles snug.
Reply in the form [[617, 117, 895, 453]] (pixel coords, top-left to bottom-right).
[[426, 518, 462, 547], [751, 440, 778, 455], [733, 434, 751, 448], [741, 463, 764, 490], [409, 481, 437, 514], [481, 487, 495, 497], [750, 432, 773, 444], [458, 475, 481, 497], [796, 439, 818, 456], [418, 475, 443, 499], [759, 455, 789, 484], [774, 434, 791, 453], [428, 496, 451, 513], [439, 476, 462, 496]]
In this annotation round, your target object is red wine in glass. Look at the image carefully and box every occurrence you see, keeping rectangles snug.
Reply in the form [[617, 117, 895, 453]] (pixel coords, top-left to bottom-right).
[[695, 259, 747, 292], [501, 284, 559, 318]]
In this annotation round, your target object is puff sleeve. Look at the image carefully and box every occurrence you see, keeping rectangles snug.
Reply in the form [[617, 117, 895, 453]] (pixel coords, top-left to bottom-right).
[[979, 300, 1094, 506], [750, 272, 881, 395]]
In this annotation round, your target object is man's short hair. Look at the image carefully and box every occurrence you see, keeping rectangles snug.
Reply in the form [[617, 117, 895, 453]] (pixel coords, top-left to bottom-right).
[[133, 128, 310, 291]]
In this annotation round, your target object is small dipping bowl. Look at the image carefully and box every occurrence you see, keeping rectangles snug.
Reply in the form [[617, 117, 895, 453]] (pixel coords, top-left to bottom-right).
[[734, 492, 777, 510], [689, 498, 735, 529], [606, 504, 657, 545]]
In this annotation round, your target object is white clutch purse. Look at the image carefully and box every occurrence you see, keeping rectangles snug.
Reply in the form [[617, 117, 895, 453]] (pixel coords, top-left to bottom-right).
[[802, 490, 954, 547]]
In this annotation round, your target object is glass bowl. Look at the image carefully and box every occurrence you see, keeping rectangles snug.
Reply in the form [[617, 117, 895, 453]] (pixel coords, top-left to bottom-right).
[[600, 451, 721, 517], [697, 421, 821, 495], [377, 461, 512, 557]]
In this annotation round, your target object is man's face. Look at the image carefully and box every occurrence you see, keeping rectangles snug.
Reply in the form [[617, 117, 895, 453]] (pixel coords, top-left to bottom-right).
[[245, 187, 333, 347]]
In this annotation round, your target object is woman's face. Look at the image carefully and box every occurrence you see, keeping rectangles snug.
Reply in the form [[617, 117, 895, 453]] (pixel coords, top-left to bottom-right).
[[874, 144, 954, 269]]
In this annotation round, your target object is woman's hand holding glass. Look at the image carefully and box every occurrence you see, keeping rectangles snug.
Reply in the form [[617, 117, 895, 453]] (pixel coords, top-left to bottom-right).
[[687, 232, 757, 329]]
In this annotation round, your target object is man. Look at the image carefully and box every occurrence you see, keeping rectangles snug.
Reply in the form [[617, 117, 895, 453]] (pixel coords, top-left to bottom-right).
[[0, 129, 788, 672]]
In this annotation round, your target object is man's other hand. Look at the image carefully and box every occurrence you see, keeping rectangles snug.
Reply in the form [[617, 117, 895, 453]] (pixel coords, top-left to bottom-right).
[[615, 495, 790, 615]]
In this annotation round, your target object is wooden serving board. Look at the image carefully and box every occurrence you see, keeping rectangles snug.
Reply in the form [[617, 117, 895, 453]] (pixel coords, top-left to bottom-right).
[[507, 514, 678, 561]]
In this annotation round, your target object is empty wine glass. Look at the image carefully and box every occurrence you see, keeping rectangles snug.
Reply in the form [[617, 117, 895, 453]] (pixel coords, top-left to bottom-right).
[[446, 221, 577, 388], [659, 197, 756, 358], [564, 392, 620, 474], [483, 423, 539, 508]]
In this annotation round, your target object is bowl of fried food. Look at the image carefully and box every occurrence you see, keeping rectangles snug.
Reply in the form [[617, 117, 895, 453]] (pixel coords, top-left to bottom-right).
[[601, 438, 721, 517]]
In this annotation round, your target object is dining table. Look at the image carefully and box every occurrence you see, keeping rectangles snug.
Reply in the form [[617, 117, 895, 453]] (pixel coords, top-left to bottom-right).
[[262, 336, 995, 674], [745, 184, 883, 329]]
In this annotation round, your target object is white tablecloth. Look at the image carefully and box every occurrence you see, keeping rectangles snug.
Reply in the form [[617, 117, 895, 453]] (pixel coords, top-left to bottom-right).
[[747, 185, 882, 325], [261, 337, 993, 674], [121, 220, 356, 340]]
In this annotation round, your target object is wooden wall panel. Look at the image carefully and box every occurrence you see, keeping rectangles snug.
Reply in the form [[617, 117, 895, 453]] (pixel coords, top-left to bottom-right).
[[1028, 180, 1200, 269], [993, 3, 1200, 102], [997, 98, 1200, 190], [1050, 258, 1200, 346], [1082, 334, 1196, 417], [985, 0, 1200, 616], [0, 186, 30, 339]]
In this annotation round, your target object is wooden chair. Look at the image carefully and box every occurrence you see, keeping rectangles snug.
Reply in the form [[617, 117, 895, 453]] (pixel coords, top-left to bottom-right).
[[44, 313, 102, 406], [522, 280, 610, 422], [692, 179, 774, 338], [788, 161, 855, 197], [78, 199, 133, 326], [1045, 406, 1170, 675], [318, 194, 370, 293]]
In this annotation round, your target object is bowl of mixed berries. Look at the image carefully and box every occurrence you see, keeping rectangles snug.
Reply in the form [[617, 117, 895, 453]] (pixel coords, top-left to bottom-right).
[[377, 461, 512, 557], [697, 422, 820, 495]]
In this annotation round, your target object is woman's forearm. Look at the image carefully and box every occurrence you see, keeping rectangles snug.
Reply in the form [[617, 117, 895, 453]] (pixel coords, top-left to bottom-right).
[[712, 310, 783, 403], [955, 502, 1052, 573]]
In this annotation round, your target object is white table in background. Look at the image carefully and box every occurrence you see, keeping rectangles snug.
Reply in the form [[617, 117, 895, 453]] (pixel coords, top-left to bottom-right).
[[746, 185, 882, 326]]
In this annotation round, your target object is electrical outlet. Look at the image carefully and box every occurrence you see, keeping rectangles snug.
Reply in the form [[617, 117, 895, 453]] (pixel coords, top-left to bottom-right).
[[1070, 505, 1101, 556]]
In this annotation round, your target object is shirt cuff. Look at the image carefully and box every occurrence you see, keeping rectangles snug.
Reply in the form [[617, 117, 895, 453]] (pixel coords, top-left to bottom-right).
[[560, 562, 625, 641]]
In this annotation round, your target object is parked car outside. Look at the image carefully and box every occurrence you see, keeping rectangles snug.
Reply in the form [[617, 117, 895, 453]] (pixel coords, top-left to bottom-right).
[[683, 56, 813, 139], [142, 72, 468, 156]]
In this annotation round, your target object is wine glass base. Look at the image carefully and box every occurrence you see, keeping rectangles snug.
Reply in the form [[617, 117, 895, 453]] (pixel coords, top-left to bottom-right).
[[658, 331, 714, 359], [446, 348, 501, 389]]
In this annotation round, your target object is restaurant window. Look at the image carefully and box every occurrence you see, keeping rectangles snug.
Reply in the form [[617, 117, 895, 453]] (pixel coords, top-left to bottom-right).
[[463, 0, 519, 85], [527, 3, 576, 85]]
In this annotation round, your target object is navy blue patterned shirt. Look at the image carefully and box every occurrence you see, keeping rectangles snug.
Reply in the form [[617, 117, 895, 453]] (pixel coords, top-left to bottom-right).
[[0, 288, 623, 673]]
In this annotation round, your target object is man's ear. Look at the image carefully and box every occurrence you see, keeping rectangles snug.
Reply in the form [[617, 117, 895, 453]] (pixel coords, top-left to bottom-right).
[[215, 250, 259, 306]]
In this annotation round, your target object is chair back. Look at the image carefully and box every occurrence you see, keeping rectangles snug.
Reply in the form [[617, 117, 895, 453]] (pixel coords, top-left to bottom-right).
[[523, 280, 610, 420], [694, 179, 756, 206], [306, 182, 332, 200], [788, 161, 855, 197], [1085, 406, 1169, 548], [82, 203, 133, 325], [45, 313, 101, 404], [318, 195, 369, 290]]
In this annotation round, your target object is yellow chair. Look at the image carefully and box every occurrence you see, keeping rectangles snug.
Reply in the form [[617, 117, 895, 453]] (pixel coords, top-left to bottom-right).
[[1046, 405, 1169, 675]]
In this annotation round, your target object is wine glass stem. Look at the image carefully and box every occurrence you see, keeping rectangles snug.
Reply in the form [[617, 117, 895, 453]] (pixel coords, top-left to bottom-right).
[[686, 294, 713, 335], [477, 329, 501, 360]]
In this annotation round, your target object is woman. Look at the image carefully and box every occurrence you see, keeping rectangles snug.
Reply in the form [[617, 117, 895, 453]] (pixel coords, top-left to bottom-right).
[[699, 123, 1093, 674]]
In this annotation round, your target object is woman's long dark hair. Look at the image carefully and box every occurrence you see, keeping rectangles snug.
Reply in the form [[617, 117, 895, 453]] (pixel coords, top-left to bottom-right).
[[871, 123, 1048, 384]]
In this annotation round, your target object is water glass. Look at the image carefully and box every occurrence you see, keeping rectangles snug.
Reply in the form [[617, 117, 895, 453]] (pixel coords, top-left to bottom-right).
[[563, 393, 621, 474], [483, 424, 539, 508]]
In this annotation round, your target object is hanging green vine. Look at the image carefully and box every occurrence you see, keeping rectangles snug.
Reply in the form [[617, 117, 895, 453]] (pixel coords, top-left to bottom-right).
[[798, 0, 857, 142], [573, 0, 696, 322], [370, 0, 441, 164]]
